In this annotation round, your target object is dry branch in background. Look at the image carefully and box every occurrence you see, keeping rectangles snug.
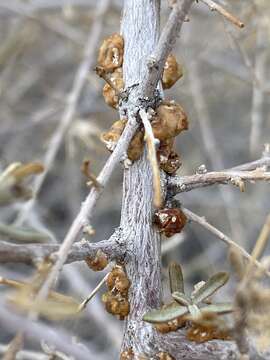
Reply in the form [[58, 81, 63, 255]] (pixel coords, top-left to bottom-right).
[[168, 154, 270, 194], [200, 0, 244, 28]]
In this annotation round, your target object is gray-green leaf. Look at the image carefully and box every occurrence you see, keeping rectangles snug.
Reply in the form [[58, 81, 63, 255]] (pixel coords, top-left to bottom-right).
[[172, 291, 191, 306], [143, 302, 188, 323], [191, 272, 229, 304], [201, 303, 234, 315], [169, 262, 184, 294]]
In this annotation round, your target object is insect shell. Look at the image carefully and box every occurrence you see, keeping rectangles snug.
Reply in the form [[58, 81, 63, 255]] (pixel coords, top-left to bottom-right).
[[101, 119, 144, 161], [102, 68, 124, 109], [98, 33, 124, 73], [156, 352, 176, 360], [106, 265, 131, 296], [162, 53, 183, 90], [186, 323, 231, 343], [151, 101, 188, 142], [120, 348, 134, 360], [155, 315, 187, 333], [154, 208, 187, 237], [85, 250, 108, 271]]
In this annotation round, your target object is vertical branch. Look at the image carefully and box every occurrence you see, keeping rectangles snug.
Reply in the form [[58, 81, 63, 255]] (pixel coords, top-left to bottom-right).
[[120, 0, 162, 356], [120, 0, 194, 356]]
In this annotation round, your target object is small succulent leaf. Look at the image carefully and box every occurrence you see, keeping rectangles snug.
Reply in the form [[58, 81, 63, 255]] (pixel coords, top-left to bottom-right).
[[172, 291, 191, 306], [201, 303, 234, 315], [143, 302, 188, 323], [191, 272, 229, 304], [169, 262, 184, 294], [188, 304, 201, 318]]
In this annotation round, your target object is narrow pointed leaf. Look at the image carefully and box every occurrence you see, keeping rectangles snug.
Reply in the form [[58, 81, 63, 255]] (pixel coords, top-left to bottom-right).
[[191, 272, 229, 304], [201, 303, 234, 315], [169, 262, 184, 294], [172, 291, 191, 306], [143, 302, 188, 323]]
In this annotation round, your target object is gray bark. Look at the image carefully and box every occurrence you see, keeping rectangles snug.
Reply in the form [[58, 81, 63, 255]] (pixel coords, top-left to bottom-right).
[[120, 0, 162, 356]]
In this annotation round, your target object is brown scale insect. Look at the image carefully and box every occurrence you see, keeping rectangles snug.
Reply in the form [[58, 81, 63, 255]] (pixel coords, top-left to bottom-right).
[[162, 54, 183, 90], [102, 68, 124, 109], [156, 352, 176, 360], [154, 208, 187, 237], [155, 315, 187, 334], [102, 265, 130, 319], [127, 130, 144, 161], [120, 348, 134, 360], [98, 33, 124, 73], [85, 250, 108, 271], [151, 101, 188, 141], [157, 138, 174, 162], [102, 291, 130, 317], [157, 139, 182, 175], [106, 265, 131, 295], [186, 323, 232, 343], [101, 120, 144, 161], [100, 119, 126, 152], [160, 151, 181, 175]]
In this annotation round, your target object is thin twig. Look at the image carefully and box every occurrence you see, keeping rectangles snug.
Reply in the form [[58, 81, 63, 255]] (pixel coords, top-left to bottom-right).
[[78, 273, 109, 312], [81, 159, 101, 189], [247, 213, 270, 276], [200, 0, 244, 28], [14, 0, 111, 226], [3, 332, 24, 360], [0, 236, 122, 265], [182, 207, 270, 276], [95, 65, 121, 96], [168, 169, 270, 194], [140, 109, 163, 208], [141, 0, 195, 98]]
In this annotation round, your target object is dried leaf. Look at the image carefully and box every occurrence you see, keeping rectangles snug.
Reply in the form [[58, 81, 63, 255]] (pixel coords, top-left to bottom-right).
[[0, 162, 44, 206], [8, 288, 80, 320], [191, 272, 229, 304]]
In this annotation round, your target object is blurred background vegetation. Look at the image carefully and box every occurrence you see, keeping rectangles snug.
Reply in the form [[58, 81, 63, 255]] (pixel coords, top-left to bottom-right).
[[0, 0, 269, 358]]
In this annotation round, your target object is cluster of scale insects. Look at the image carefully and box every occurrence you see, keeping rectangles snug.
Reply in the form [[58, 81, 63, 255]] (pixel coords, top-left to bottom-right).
[[98, 32, 189, 238], [84, 33, 233, 359]]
